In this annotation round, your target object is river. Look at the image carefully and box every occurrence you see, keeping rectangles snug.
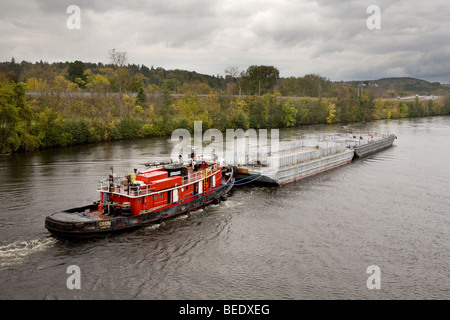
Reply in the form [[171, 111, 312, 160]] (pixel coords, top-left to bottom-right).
[[0, 116, 449, 300]]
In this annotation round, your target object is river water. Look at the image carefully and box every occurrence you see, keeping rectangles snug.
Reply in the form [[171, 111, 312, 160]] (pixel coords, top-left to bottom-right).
[[0, 117, 449, 300]]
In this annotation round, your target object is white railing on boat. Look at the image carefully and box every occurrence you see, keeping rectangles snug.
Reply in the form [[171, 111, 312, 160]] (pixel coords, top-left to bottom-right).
[[330, 133, 396, 148], [223, 133, 395, 166], [98, 166, 216, 197], [226, 139, 347, 167]]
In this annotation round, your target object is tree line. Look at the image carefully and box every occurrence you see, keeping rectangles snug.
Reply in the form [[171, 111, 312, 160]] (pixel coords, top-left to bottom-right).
[[2, 54, 450, 154], [2, 56, 449, 98], [2, 71, 450, 154]]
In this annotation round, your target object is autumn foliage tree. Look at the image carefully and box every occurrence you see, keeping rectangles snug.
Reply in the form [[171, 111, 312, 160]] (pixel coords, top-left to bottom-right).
[[241, 65, 279, 95]]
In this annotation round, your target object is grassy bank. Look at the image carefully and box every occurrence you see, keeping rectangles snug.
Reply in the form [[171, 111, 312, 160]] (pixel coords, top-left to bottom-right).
[[1, 80, 450, 155]]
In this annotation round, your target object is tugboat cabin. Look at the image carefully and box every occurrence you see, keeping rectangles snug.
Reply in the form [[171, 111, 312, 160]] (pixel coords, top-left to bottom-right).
[[98, 160, 223, 217]]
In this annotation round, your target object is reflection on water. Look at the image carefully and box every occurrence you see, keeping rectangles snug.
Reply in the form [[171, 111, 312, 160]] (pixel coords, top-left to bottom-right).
[[0, 117, 449, 299]]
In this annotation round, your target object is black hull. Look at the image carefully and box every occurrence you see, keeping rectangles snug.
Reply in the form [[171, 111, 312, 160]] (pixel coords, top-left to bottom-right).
[[353, 135, 397, 158], [45, 182, 234, 239]]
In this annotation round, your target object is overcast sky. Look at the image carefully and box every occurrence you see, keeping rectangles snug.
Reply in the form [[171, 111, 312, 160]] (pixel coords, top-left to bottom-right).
[[1, 0, 449, 83]]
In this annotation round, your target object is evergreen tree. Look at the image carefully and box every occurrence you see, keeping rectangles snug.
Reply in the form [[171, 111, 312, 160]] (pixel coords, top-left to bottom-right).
[[67, 60, 86, 86]]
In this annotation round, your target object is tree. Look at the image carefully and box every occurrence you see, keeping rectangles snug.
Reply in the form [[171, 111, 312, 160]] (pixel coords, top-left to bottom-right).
[[296, 101, 310, 125], [225, 65, 242, 98], [84, 69, 110, 93], [443, 96, 450, 115], [230, 98, 249, 129], [326, 102, 337, 124], [0, 82, 21, 153], [308, 99, 329, 124], [281, 77, 301, 96], [398, 102, 407, 118], [0, 81, 39, 153], [26, 77, 47, 92], [301, 74, 333, 97], [161, 78, 179, 93], [282, 100, 298, 127], [359, 92, 375, 121], [242, 65, 279, 95], [172, 94, 212, 129], [136, 87, 147, 107], [67, 60, 86, 87], [109, 49, 128, 118], [52, 75, 79, 92], [248, 98, 269, 128]]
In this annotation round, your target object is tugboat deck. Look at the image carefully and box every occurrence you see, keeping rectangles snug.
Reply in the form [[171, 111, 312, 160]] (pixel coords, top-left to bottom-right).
[[98, 165, 215, 198]]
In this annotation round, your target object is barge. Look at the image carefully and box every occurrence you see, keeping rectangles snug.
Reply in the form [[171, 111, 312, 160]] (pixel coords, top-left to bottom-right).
[[235, 140, 355, 186], [234, 131, 397, 186], [45, 157, 236, 238], [346, 133, 397, 157]]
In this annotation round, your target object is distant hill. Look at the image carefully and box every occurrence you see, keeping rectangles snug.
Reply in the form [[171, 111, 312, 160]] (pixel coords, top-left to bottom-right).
[[341, 77, 449, 97]]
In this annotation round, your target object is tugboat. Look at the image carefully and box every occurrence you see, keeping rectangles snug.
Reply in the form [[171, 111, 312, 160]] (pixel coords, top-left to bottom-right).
[[45, 155, 236, 238]]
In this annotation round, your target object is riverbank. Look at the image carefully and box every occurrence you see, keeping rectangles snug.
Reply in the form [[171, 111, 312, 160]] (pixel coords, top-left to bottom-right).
[[1, 80, 450, 155]]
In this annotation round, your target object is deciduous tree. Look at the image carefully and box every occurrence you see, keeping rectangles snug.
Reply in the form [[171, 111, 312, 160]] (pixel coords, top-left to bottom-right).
[[109, 49, 128, 118]]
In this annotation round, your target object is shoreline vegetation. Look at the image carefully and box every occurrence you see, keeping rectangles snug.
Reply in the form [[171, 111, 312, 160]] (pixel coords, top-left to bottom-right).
[[1, 57, 450, 155]]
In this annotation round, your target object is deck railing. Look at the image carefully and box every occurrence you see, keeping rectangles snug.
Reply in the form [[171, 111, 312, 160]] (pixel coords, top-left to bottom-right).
[[224, 133, 396, 167], [227, 139, 347, 167], [98, 166, 217, 197]]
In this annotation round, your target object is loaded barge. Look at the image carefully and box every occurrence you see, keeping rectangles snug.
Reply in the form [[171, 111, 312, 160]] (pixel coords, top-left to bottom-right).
[[235, 140, 354, 186], [235, 131, 397, 186], [45, 157, 236, 238]]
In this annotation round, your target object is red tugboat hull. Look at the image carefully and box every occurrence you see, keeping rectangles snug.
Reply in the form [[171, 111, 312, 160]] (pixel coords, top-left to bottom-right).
[[45, 161, 236, 239]]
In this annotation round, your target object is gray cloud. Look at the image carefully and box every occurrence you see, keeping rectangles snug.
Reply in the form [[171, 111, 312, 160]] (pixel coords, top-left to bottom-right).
[[0, 0, 449, 83]]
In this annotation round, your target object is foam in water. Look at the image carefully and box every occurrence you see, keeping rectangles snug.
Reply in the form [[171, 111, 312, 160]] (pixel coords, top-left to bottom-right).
[[0, 237, 56, 269]]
